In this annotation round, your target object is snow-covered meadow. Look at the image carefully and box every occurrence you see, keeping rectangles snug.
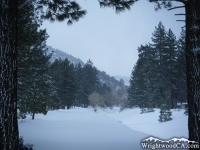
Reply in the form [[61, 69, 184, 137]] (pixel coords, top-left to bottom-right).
[[19, 107, 188, 150]]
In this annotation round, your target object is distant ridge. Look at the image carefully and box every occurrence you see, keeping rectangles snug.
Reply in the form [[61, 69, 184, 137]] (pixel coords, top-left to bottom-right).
[[46, 46, 85, 66], [46, 46, 126, 91]]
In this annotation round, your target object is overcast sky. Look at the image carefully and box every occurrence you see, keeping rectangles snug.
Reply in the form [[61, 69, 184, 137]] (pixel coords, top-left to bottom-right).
[[41, 0, 185, 77]]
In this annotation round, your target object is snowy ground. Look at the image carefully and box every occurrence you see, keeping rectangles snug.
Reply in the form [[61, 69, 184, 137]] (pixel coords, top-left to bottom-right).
[[19, 107, 188, 150]]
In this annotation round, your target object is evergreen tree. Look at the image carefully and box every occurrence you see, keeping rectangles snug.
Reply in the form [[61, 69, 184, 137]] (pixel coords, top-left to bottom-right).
[[82, 59, 101, 107], [150, 22, 168, 106], [176, 29, 187, 106], [164, 29, 178, 108], [18, 39, 51, 120], [17, 0, 53, 120], [128, 23, 180, 114], [74, 63, 84, 107], [60, 58, 77, 109], [49, 58, 77, 109], [158, 104, 172, 122], [20, 82, 48, 120], [143, 45, 158, 109], [138, 44, 156, 111], [128, 65, 139, 108], [128, 24, 186, 114], [128, 45, 155, 112], [45, 78, 60, 110]]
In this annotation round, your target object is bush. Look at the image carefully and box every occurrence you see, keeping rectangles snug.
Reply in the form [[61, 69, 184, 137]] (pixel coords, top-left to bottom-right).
[[184, 107, 188, 115], [88, 92, 104, 112], [19, 137, 33, 150]]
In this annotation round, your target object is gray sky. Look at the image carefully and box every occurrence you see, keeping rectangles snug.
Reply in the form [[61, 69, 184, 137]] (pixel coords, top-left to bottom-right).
[[41, 0, 185, 77]]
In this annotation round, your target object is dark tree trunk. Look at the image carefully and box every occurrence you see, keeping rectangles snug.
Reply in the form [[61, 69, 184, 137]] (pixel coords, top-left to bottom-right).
[[32, 113, 35, 120], [185, 0, 200, 146], [0, 0, 19, 150], [67, 105, 70, 109]]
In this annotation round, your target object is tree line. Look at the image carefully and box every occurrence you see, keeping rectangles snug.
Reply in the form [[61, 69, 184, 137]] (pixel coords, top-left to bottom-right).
[[18, 55, 127, 120], [17, 1, 127, 120], [126, 22, 186, 121], [1, 0, 199, 149]]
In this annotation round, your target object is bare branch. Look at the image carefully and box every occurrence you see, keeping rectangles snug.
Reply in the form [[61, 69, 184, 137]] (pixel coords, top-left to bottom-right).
[[176, 20, 185, 22], [168, 6, 185, 11], [175, 13, 186, 16], [150, 0, 187, 4]]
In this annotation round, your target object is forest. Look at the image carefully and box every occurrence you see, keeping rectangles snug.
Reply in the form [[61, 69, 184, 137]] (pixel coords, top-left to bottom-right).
[[0, 0, 199, 150], [127, 22, 186, 114]]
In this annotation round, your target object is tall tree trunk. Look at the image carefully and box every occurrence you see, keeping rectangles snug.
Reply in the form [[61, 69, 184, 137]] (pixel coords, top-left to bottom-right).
[[185, 0, 200, 146], [32, 113, 35, 120], [0, 0, 19, 150]]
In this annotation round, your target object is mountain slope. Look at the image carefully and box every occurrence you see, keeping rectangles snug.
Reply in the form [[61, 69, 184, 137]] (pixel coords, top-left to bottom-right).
[[46, 46, 127, 91], [46, 46, 84, 66]]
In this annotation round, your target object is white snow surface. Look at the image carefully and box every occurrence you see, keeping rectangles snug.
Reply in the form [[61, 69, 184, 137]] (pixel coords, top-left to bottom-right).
[[19, 107, 188, 150]]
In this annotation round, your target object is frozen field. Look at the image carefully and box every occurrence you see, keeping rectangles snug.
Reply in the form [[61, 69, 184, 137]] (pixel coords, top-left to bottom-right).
[[19, 107, 188, 150]]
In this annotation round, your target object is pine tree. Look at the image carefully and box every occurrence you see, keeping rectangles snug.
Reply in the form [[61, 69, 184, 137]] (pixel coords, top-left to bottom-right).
[[164, 29, 178, 108], [128, 45, 155, 112], [128, 24, 179, 114], [74, 63, 84, 107], [176, 29, 187, 106], [158, 103, 172, 122], [18, 40, 51, 120], [60, 58, 77, 109], [17, 0, 61, 120], [45, 78, 60, 110], [48, 59, 64, 109], [144, 45, 158, 110], [139, 45, 156, 111], [49, 58, 77, 109], [150, 22, 168, 106], [20, 82, 48, 120], [128, 63, 148, 110], [127, 68, 136, 108], [82, 59, 101, 107]]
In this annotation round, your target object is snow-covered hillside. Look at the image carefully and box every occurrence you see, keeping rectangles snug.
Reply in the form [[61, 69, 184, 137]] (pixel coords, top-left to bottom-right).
[[19, 107, 188, 150], [100, 108, 188, 139], [46, 46, 127, 90], [46, 46, 84, 66]]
